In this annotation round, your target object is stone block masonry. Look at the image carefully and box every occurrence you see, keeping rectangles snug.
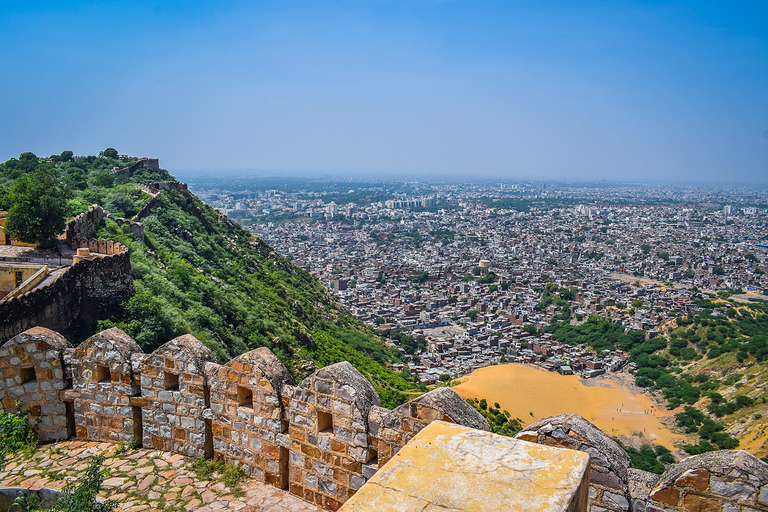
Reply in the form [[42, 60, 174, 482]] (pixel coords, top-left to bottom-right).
[[0, 326, 489, 510], [65, 205, 105, 250], [340, 421, 591, 512], [516, 413, 633, 512], [208, 347, 292, 486], [283, 362, 382, 510], [110, 157, 160, 177], [3, 326, 768, 511], [0, 239, 133, 342], [139, 334, 216, 458], [0, 328, 71, 442], [69, 327, 141, 443]]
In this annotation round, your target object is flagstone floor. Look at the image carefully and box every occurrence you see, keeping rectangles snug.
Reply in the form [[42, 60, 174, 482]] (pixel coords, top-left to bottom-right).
[[0, 440, 320, 511]]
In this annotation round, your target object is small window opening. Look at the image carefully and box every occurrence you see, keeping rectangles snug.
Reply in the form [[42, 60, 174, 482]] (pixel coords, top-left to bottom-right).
[[237, 386, 253, 408], [164, 371, 179, 391], [132, 406, 143, 447], [204, 419, 214, 459], [15, 271, 23, 287], [318, 411, 333, 433], [65, 401, 76, 439], [20, 366, 36, 384], [95, 365, 111, 383]]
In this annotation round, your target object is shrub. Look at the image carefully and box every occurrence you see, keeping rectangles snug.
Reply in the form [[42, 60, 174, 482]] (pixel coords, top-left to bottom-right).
[[0, 407, 38, 469], [53, 455, 117, 512]]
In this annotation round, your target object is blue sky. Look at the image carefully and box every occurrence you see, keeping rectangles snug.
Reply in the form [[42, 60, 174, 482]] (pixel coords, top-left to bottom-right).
[[1, 1, 766, 183]]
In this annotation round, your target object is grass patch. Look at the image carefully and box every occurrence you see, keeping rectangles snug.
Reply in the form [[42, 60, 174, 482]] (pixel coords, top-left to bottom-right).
[[188, 458, 246, 489]]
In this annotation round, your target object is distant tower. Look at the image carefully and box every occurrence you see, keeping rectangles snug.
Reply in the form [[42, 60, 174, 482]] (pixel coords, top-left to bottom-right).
[[325, 202, 338, 219]]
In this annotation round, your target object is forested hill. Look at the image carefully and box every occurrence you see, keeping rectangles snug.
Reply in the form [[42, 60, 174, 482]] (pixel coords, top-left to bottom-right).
[[0, 150, 414, 407]]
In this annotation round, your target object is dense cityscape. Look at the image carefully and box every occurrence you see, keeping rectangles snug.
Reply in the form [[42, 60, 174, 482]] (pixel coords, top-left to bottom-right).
[[191, 180, 768, 385]]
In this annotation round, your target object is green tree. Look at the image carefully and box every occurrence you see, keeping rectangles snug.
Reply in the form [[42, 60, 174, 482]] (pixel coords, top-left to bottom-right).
[[5, 166, 70, 247], [100, 147, 118, 159]]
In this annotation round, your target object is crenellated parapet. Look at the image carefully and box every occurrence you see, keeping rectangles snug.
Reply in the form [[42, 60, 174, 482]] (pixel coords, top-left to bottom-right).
[[643, 450, 768, 511], [110, 158, 160, 177], [65, 204, 105, 250], [68, 327, 141, 442], [139, 334, 216, 458], [284, 361, 382, 509], [2, 326, 768, 511], [0, 326, 490, 510]]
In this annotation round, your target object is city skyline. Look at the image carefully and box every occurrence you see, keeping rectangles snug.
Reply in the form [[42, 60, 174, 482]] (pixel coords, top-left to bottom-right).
[[1, 1, 767, 183]]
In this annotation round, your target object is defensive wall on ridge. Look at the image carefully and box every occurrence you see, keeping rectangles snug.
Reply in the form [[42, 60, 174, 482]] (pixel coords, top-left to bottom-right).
[[132, 181, 188, 222], [0, 176, 192, 344], [110, 157, 160, 177], [1, 326, 767, 511]]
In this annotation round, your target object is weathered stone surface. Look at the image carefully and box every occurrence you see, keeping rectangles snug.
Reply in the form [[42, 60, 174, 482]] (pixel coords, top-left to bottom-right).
[[8, 326, 768, 512], [628, 467, 661, 511], [71, 327, 141, 444], [406, 387, 489, 431], [682, 493, 720, 512], [0, 230, 132, 343], [209, 347, 294, 486], [140, 334, 217, 457], [287, 362, 381, 509], [646, 451, 768, 512], [515, 413, 632, 511], [340, 421, 590, 512], [0, 327, 72, 442], [650, 486, 680, 507], [373, 387, 491, 469], [674, 469, 710, 492]]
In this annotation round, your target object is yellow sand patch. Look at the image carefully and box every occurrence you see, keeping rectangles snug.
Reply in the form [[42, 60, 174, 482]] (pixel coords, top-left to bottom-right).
[[453, 363, 687, 448]]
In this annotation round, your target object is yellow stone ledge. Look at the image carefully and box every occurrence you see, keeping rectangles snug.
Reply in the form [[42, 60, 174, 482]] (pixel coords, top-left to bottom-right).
[[341, 421, 591, 512]]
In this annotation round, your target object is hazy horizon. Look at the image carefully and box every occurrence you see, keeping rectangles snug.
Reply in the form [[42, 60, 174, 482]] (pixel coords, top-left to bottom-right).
[[1, 1, 766, 184]]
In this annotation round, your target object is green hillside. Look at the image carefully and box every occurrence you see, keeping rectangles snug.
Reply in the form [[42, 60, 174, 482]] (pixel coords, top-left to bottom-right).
[[0, 150, 415, 407], [546, 292, 768, 456]]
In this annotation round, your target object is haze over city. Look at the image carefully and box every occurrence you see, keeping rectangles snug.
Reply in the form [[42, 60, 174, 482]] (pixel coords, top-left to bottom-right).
[[1, 1, 766, 183]]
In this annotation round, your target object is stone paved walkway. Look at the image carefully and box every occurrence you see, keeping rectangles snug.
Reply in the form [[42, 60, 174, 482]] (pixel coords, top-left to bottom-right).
[[0, 440, 320, 511]]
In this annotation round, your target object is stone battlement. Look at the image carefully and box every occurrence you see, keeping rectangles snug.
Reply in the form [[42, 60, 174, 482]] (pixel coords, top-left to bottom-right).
[[110, 158, 160, 177], [1, 326, 767, 512], [135, 181, 188, 196], [0, 327, 490, 510], [0, 246, 132, 342], [65, 205, 105, 250]]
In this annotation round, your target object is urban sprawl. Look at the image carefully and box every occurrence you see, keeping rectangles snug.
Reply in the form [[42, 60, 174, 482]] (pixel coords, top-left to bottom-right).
[[193, 181, 768, 386]]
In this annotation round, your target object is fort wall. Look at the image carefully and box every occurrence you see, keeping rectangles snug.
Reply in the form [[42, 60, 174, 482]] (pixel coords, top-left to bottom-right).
[[0, 241, 133, 342], [132, 182, 188, 222], [2, 326, 768, 511], [110, 158, 160, 177], [65, 205, 105, 250]]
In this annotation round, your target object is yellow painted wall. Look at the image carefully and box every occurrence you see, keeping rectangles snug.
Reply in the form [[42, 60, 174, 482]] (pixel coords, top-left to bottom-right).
[[0, 264, 44, 296]]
